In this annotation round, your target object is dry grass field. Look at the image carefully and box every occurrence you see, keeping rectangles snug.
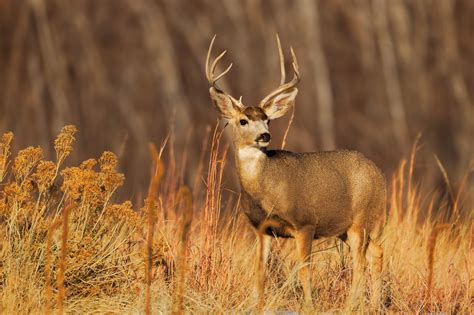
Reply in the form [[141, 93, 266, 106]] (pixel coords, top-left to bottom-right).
[[0, 0, 473, 313], [0, 126, 472, 313]]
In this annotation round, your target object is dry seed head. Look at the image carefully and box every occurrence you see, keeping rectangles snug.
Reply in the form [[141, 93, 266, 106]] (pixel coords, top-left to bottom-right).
[[100, 171, 125, 195], [54, 125, 77, 163], [33, 160, 56, 192], [20, 180, 34, 202], [60, 167, 83, 201], [12, 146, 43, 183], [3, 181, 33, 212], [99, 151, 124, 194], [105, 200, 139, 227], [80, 158, 97, 170], [4, 182, 19, 196], [0, 132, 13, 147], [99, 151, 119, 172], [61, 154, 124, 206], [61, 162, 102, 205], [66, 172, 101, 206]]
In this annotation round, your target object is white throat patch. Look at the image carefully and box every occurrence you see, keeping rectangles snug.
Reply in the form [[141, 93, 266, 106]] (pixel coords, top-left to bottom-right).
[[237, 147, 265, 179]]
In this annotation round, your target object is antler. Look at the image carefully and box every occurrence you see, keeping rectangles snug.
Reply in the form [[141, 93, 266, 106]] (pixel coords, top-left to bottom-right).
[[259, 35, 300, 107], [206, 35, 236, 96]]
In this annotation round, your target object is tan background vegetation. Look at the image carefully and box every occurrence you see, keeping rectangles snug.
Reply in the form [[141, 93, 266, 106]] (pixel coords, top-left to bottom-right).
[[1, 0, 472, 203]]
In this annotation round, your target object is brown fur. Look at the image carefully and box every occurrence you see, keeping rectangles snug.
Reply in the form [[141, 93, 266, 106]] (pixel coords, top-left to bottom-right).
[[240, 149, 386, 241], [243, 106, 268, 121]]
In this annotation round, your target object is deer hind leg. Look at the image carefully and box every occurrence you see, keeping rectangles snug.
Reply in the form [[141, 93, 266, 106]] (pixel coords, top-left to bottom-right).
[[346, 226, 369, 309], [367, 236, 383, 309], [294, 226, 315, 308], [256, 231, 272, 308]]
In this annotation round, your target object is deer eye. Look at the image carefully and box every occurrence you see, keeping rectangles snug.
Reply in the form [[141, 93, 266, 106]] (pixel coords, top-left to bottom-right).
[[239, 119, 248, 126]]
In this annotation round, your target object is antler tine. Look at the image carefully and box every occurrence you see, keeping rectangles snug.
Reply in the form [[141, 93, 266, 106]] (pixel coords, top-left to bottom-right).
[[210, 51, 233, 85], [212, 63, 233, 85], [259, 41, 300, 107], [276, 34, 286, 85], [206, 35, 234, 91], [205, 35, 216, 83], [210, 50, 227, 77], [287, 46, 301, 89], [290, 46, 300, 80]]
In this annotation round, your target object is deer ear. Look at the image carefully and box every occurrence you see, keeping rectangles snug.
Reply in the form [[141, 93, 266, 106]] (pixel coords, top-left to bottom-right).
[[209, 87, 242, 119], [262, 88, 297, 119]]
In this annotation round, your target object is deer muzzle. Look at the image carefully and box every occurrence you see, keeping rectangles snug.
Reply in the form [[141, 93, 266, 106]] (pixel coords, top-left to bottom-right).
[[256, 132, 271, 144]]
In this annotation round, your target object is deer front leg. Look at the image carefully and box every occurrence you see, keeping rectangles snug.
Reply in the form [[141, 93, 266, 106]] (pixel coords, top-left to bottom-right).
[[256, 224, 273, 308], [294, 225, 315, 308]]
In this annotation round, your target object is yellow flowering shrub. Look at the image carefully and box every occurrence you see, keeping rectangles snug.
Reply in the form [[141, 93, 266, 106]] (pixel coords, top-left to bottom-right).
[[54, 125, 77, 166], [33, 161, 56, 193], [104, 200, 140, 228], [12, 146, 43, 184], [99, 151, 125, 195], [0, 125, 143, 308]]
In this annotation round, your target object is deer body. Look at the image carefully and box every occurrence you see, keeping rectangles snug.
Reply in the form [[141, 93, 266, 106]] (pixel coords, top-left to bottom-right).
[[205, 36, 385, 310], [238, 148, 385, 240]]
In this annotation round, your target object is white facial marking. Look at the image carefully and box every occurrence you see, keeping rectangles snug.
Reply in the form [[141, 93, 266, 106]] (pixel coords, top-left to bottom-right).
[[237, 119, 270, 146]]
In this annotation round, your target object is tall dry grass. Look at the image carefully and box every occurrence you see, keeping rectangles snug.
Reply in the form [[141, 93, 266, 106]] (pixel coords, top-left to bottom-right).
[[0, 125, 472, 313]]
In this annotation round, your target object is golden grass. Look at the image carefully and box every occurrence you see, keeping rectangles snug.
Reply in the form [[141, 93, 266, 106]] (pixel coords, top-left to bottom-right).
[[0, 125, 472, 313], [144, 143, 164, 315]]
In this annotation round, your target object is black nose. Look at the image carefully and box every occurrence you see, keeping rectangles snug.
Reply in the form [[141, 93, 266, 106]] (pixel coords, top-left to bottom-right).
[[257, 132, 271, 143]]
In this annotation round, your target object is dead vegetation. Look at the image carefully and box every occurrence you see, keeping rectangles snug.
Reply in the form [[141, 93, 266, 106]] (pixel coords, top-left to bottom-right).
[[0, 126, 472, 313]]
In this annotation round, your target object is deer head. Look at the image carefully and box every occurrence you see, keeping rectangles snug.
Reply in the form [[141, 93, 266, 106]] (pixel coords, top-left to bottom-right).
[[206, 35, 300, 150]]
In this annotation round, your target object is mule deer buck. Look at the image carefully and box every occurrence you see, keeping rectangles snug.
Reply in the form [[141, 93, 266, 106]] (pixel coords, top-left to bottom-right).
[[205, 35, 385, 309]]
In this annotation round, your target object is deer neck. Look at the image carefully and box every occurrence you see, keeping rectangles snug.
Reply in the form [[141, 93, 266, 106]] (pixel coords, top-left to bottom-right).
[[236, 146, 267, 188]]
